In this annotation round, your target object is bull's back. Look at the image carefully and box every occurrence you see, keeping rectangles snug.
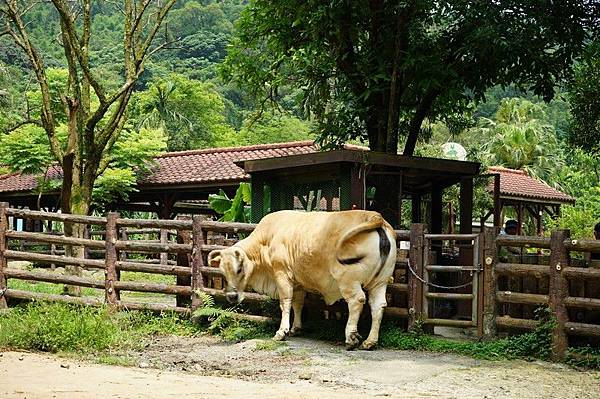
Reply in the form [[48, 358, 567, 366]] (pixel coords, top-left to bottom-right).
[[252, 211, 393, 301]]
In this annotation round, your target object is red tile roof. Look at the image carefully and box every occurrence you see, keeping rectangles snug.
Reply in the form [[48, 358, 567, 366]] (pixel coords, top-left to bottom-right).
[[487, 166, 575, 204], [0, 141, 367, 193]]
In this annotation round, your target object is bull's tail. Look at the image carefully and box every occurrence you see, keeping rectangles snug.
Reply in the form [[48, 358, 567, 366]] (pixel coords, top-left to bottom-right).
[[336, 215, 391, 266]]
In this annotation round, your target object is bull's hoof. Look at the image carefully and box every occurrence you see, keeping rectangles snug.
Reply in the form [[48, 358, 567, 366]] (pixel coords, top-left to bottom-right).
[[289, 327, 302, 336], [345, 332, 363, 351], [272, 330, 288, 341], [360, 340, 377, 350]]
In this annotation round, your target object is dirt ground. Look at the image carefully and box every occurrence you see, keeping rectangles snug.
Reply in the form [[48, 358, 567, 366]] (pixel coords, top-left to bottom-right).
[[1, 335, 599, 399]]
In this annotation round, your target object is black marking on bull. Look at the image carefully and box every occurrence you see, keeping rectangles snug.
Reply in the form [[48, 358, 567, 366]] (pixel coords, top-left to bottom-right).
[[372, 227, 391, 277], [338, 227, 391, 270]]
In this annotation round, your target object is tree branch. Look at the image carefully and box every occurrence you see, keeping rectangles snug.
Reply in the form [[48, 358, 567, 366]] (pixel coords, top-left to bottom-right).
[[402, 88, 440, 156], [50, 0, 107, 105], [3, 0, 62, 161]]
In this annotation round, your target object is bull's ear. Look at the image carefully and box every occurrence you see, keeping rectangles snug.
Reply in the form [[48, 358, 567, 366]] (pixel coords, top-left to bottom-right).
[[208, 250, 222, 267]]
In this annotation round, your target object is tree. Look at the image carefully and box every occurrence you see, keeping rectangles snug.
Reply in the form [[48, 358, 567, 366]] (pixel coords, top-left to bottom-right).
[[222, 0, 596, 156], [129, 74, 235, 150], [1, 0, 175, 294], [568, 40, 600, 154], [476, 98, 564, 186], [0, 0, 175, 218]]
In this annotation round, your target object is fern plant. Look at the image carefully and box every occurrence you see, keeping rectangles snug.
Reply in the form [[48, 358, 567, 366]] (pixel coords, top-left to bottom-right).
[[192, 292, 236, 333]]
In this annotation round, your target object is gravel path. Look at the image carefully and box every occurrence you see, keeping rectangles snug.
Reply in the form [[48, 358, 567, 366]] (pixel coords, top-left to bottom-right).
[[1, 335, 599, 398]]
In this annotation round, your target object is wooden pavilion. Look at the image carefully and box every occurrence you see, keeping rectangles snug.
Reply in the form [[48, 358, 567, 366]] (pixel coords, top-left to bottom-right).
[[482, 166, 575, 234]]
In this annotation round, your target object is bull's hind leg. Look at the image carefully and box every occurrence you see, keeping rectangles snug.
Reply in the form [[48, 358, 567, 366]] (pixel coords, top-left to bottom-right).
[[273, 272, 294, 341], [361, 283, 388, 350], [340, 282, 366, 350], [290, 288, 306, 336]]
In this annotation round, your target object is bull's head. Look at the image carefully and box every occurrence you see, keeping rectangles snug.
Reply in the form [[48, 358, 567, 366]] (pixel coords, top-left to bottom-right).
[[208, 247, 252, 304]]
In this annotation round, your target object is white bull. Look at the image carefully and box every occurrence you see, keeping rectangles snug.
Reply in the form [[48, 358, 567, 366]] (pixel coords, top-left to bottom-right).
[[208, 210, 397, 350]]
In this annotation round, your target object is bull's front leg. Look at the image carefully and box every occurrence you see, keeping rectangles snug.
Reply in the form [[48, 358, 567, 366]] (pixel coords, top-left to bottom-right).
[[340, 282, 366, 350], [361, 283, 388, 350], [273, 272, 294, 341]]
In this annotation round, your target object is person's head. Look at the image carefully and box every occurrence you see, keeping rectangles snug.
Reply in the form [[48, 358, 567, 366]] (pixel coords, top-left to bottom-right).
[[594, 222, 600, 240], [505, 219, 519, 235]]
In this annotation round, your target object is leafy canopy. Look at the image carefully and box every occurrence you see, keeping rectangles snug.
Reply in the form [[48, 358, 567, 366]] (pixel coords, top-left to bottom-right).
[[223, 0, 596, 154]]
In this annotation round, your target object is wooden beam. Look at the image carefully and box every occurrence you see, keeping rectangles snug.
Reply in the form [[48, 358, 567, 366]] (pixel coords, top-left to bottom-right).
[[493, 174, 501, 227], [411, 194, 421, 223], [431, 186, 443, 234]]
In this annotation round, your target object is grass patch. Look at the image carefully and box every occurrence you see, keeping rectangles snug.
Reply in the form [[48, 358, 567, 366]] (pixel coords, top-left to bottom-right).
[[379, 308, 555, 361], [255, 340, 287, 351], [0, 302, 201, 354], [120, 271, 175, 284], [7, 279, 100, 297]]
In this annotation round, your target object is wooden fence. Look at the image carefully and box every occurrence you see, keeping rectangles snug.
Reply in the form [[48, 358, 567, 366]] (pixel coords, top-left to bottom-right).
[[0, 202, 599, 360]]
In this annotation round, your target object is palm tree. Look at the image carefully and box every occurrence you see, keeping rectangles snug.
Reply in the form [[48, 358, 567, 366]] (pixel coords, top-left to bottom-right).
[[476, 98, 564, 186]]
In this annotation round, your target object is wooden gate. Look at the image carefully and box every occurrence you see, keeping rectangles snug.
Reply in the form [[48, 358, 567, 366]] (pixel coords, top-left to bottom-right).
[[411, 232, 485, 336]]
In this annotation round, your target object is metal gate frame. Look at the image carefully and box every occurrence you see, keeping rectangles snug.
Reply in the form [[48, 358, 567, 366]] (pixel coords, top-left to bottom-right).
[[420, 233, 484, 335]]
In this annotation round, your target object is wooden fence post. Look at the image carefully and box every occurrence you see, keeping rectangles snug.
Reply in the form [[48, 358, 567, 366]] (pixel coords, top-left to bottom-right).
[[548, 229, 570, 361], [408, 223, 425, 331], [483, 227, 499, 340], [176, 216, 192, 308], [0, 202, 9, 309], [191, 215, 205, 311], [105, 212, 120, 306]]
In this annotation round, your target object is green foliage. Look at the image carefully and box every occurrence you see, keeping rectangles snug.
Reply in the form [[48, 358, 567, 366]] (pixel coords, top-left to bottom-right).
[[546, 149, 600, 238], [475, 98, 564, 186], [130, 74, 236, 151], [566, 346, 600, 370], [234, 112, 314, 146], [223, 0, 594, 152], [209, 183, 252, 223], [192, 292, 271, 341], [568, 41, 600, 154], [93, 168, 138, 205], [111, 128, 168, 173], [380, 307, 557, 361], [92, 127, 167, 207], [0, 303, 122, 352], [0, 125, 55, 174], [0, 302, 200, 353]]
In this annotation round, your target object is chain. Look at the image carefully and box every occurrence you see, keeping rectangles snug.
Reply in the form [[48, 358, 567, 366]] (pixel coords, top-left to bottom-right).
[[406, 258, 474, 290]]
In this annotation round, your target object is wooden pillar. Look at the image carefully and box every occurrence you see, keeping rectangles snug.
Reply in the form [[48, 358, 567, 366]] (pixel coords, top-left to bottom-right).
[[191, 215, 205, 311], [0, 202, 9, 309], [548, 229, 570, 361], [176, 217, 192, 308], [517, 204, 523, 235], [431, 186, 443, 234], [105, 212, 120, 305], [349, 165, 365, 210], [460, 178, 473, 234], [411, 194, 421, 223], [460, 178, 474, 264], [483, 227, 500, 340], [408, 223, 425, 331], [160, 228, 168, 266], [493, 174, 501, 227], [251, 176, 265, 223]]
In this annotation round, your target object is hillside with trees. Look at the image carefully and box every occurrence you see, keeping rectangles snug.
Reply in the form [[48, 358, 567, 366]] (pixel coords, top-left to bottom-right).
[[0, 0, 598, 236]]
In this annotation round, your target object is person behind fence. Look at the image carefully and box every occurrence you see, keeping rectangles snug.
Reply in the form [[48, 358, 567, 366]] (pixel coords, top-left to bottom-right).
[[499, 219, 521, 259]]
